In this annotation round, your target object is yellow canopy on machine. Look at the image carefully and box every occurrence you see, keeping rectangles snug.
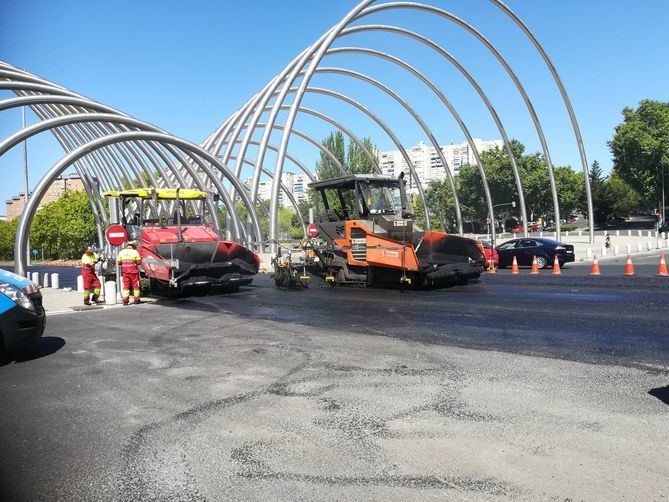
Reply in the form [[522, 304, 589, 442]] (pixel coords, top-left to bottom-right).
[[102, 188, 207, 200]]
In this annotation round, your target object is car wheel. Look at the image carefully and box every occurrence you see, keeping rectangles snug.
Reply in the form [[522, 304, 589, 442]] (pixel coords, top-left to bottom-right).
[[536, 256, 549, 269]]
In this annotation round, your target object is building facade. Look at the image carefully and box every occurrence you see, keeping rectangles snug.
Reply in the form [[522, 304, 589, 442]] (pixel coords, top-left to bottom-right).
[[244, 138, 503, 210], [245, 171, 311, 208], [378, 138, 503, 194], [5, 173, 85, 220]]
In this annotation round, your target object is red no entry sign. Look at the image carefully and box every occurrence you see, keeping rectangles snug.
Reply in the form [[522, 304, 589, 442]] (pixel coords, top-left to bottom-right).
[[307, 223, 319, 238], [105, 225, 128, 246]]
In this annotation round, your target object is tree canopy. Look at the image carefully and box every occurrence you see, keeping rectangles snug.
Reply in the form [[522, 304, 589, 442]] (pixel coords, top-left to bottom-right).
[[453, 140, 584, 225], [609, 99, 669, 208], [30, 189, 98, 259], [315, 131, 376, 180]]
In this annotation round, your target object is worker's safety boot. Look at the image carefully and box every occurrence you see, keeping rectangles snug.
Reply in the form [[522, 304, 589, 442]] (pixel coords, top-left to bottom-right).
[[92, 295, 105, 305]]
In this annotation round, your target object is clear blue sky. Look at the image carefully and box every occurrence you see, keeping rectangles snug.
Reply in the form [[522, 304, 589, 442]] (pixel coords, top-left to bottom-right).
[[1, 0, 667, 213]]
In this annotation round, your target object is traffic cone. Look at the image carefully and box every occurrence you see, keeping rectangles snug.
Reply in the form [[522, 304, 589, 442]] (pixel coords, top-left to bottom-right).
[[530, 255, 540, 274], [623, 255, 635, 276], [552, 255, 561, 275], [511, 256, 519, 274], [487, 256, 496, 273], [590, 255, 601, 276], [658, 253, 669, 277]]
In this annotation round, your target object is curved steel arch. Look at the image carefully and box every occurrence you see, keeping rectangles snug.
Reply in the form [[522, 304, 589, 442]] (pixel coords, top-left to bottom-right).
[[489, 0, 594, 242], [207, 0, 591, 247], [269, 85, 431, 227], [14, 131, 265, 275], [333, 26, 530, 236], [355, 2, 562, 239], [313, 64, 468, 235], [2, 1, 592, 261], [1, 65, 266, 254], [0, 113, 221, 232], [0, 78, 209, 235], [1, 67, 229, 213]]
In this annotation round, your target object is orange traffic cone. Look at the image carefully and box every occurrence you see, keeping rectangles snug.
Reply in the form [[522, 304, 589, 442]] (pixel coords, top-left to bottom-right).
[[530, 255, 540, 275], [511, 256, 519, 274], [487, 256, 496, 273], [658, 253, 669, 277], [552, 255, 561, 275], [590, 255, 601, 276], [623, 255, 635, 276]]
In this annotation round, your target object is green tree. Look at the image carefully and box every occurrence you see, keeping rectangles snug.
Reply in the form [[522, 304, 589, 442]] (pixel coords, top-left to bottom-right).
[[603, 173, 641, 223], [609, 99, 669, 207], [455, 140, 584, 226], [30, 190, 97, 259], [314, 131, 376, 214], [0, 219, 18, 261], [315, 131, 376, 180], [580, 160, 606, 225], [553, 166, 584, 217], [423, 179, 457, 232]]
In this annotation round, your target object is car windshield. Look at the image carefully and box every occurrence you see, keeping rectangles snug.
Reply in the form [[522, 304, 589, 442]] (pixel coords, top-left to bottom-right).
[[359, 182, 400, 215]]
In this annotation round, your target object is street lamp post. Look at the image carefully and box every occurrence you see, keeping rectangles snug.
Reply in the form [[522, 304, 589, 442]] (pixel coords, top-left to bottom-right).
[[22, 106, 31, 267]]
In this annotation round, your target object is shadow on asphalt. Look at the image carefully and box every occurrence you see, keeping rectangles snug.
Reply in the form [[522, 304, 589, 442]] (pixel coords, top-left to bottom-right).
[[648, 386, 669, 406], [0, 336, 65, 367]]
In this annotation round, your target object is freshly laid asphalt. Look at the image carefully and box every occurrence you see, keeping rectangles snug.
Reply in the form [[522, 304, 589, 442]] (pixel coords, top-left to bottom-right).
[[1, 271, 668, 501]]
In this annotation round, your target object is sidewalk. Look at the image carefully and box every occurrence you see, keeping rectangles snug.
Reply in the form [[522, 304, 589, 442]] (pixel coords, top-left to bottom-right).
[[39, 288, 155, 314], [473, 230, 669, 261]]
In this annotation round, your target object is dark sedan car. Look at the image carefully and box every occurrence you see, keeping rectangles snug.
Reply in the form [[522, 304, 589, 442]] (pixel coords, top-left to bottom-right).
[[496, 238, 575, 269]]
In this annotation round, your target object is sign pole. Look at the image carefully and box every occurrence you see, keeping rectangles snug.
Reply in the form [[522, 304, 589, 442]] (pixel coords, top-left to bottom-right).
[[105, 224, 128, 302], [115, 245, 121, 301]]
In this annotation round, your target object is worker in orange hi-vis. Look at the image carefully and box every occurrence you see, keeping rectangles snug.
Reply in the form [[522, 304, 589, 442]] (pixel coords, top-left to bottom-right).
[[117, 242, 143, 305], [81, 246, 105, 305]]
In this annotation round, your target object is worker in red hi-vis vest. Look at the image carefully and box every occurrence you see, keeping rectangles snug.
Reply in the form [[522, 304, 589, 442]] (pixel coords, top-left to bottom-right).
[[117, 242, 143, 305], [81, 246, 105, 305]]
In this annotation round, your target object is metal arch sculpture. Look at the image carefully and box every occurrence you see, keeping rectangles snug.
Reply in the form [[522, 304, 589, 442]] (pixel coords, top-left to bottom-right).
[[203, 0, 593, 250], [0, 62, 265, 275], [2, 0, 593, 264], [13, 131, 264, 275]]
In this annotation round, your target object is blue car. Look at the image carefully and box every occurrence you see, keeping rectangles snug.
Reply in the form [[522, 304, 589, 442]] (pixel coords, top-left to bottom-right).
[[496, 237, 575, 269], [0, 269, 45, 352]]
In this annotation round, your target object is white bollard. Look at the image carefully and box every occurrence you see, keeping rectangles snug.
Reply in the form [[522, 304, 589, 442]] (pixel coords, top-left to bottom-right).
[[51, 273, 60, 289], [638, 230, 643, 237], [586, 247, 593, 259], [77, 275, 84, 293], [628, 230, 632, 237], [42, 273, 49, 288], [601, 246, 607, 257], [104, 281, 117, 305], [553, 231, 557, 239], [666, 238, 669, 248], [565, 231, 569, 237], [539, 231, 543, 237], [637, 243, 643, 253], [616, 230, 620, 236], [626, 244, 631, 255], [31, 272, 39, 285], [647, 241, 652, 251], [663, 232, 668, 240], [579, 231, 582, 237], [647, 230, 652, 238], [657, 239, 661, 249], [613, 245, 619, 256]]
